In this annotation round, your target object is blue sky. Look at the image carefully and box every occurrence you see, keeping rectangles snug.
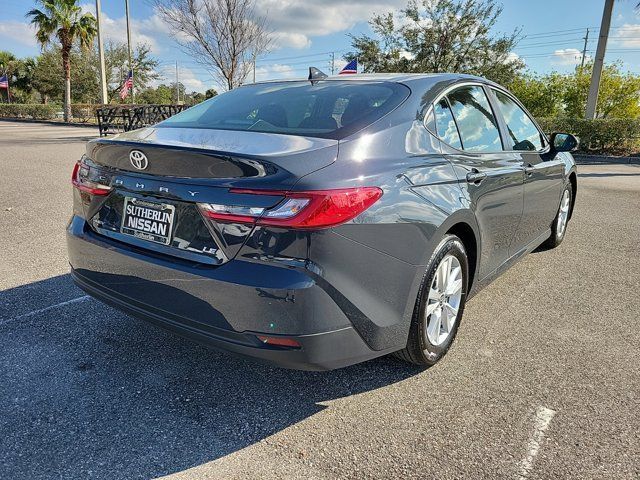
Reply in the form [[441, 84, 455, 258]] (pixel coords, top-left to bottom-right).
[[1, 0, 640, 92]]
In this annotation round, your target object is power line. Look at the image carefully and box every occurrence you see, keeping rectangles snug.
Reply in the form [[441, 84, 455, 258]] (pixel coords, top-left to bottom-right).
[[523, 27, 598, 38], [516, 38, 589, 48]]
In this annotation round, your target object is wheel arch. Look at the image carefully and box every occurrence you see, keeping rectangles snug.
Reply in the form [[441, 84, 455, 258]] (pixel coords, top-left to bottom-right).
[[445, 222, 479, 294], [568, 171, 577, 220], [428, 209, 481, 295]]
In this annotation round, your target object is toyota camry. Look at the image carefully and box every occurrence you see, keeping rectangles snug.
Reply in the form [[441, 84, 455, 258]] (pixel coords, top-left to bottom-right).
[[67, 73, 578, 370]]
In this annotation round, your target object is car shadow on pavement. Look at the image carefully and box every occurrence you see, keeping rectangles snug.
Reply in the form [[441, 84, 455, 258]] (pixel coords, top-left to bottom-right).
[[0, 274, 422, 480]]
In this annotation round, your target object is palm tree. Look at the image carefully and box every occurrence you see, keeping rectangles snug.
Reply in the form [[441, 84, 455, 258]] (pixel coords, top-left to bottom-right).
[[27, 0, 97, 121]]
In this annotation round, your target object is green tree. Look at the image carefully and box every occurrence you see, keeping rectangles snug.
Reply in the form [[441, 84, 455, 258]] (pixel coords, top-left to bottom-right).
[[29, 42, 159, 105], [0, 51, 17, 102], [0, 51, 39, 103], [205, 88, 218, 99], [32, 48, 63, 103], [32, 45, 98, 104], [104, 42, 159, 102], [187, 92, 206, 104], [564, 62, 640, 119], [507, 72, 566, 118], [346, 0, 523, 85], [137, 84, 175, 104], [27, 0, 97, 121]]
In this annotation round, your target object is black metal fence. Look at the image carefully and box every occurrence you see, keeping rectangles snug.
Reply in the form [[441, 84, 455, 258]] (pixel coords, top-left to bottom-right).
[[95, 104, 188, 136]]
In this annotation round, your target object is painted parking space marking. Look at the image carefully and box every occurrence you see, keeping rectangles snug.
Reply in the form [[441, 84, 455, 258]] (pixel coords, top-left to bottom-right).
[[518, 406, 556, 479], [0, 295, 91, 326]]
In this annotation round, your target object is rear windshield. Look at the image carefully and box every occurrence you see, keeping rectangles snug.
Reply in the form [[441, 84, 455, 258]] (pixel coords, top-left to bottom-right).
[[157, 81, 410, 139]]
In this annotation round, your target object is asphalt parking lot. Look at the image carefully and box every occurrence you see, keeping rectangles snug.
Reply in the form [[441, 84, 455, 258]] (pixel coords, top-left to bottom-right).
[[0, 120, 638, 479]]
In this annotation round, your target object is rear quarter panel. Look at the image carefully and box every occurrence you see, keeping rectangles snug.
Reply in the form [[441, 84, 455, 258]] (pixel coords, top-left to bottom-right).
[[262, 119, 476, 350]]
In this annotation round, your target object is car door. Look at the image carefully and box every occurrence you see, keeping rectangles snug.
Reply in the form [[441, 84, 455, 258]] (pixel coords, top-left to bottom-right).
[[432, 85, 525, 279], [488, 88, 565, 250]]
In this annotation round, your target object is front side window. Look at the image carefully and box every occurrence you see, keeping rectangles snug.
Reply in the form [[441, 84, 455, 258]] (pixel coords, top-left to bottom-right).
[[447, 86, 503, 152], [493, 90, 544, 151], [433, 98, 463, 150], [157, 81, 409, 140]]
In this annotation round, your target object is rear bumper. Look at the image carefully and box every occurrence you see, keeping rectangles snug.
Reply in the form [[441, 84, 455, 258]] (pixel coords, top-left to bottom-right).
[[67, 216, 393, 370]]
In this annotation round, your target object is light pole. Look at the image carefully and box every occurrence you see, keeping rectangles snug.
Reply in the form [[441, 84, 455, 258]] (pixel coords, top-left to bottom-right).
[[95, 0, 108, 104], [125, 0, 134, 104], [586, 0, 615, 119]]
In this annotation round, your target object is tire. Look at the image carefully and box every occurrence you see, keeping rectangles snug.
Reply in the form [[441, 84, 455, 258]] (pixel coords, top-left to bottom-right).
[[395, 235, 469, 367], [543, 182, 573, 249]]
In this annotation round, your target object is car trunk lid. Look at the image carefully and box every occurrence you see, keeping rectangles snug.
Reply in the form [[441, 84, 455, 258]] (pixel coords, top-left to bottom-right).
[[81, 127, 338, 265]]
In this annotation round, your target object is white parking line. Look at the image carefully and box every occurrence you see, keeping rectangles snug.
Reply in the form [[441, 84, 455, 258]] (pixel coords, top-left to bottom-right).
[[0, 295, 91, 326], [518, 406, 556, 479]]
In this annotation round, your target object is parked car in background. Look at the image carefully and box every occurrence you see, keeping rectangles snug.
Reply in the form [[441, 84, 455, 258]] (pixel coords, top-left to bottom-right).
[[67, 73, 578, 370]]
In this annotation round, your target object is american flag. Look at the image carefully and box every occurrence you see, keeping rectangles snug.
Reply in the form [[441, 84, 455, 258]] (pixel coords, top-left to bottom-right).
[[339, 59, 357, 75], [120, 70, 133, 99], [0, 75, 8, 89]]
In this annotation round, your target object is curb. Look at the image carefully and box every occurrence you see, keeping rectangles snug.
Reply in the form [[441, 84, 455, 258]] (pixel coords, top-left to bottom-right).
[[0, 117, 97, 129], [574, 154, 640, 165]]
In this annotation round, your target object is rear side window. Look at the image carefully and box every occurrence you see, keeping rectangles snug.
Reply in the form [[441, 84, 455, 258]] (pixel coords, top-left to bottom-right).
[[447, 86, 503, 152], [493, 90, 544, 151], [158, 81, 409, 140], [433, 98, 462, 150]]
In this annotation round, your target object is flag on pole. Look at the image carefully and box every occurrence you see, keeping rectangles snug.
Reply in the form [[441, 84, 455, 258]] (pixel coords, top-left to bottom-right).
[[339, 59, 357, 75], [120, 70, 133, 100], [0, 74, 11, 103]]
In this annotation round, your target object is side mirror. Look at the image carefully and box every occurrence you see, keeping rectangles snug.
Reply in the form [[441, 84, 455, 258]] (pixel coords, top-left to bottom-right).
[[550, 132, 579, 153]]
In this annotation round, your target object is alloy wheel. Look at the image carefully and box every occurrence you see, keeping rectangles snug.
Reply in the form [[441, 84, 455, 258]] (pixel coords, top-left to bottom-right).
[[425, 254, 463, 346], [557, 189, 571, 239]]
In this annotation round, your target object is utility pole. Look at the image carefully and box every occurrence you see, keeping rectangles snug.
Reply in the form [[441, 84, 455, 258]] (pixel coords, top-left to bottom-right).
[[175, 61, 180, 104], [95, 0, 108, 104], [581, 28, 589, 69], [125, 0, 134, 104], [331, 52, 335, 75], [586, 0, 614, 119]]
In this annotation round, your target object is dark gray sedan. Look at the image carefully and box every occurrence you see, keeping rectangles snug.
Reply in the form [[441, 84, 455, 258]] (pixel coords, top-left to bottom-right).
[[67, 73, 577, 370]]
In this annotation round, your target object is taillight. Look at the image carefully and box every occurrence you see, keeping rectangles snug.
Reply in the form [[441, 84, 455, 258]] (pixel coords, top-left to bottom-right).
[[72, 157, 112, 196], [198, 187, 383, 229]]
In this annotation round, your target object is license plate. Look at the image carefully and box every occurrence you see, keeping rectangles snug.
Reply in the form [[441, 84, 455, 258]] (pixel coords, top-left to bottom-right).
[[121, 197, 175, 245]]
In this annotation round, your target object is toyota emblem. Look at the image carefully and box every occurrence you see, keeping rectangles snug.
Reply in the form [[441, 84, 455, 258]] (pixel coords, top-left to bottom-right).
[[129, 150, 148, 170]]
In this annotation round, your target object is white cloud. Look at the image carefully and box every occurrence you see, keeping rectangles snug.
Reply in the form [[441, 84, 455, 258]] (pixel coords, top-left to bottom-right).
[[153, 65, 206, 92], [254, 63, 297, 81], [177, 67, 205, 91], [80, 3, 164, 51], [504, 51, 522, 64], [613, 23, 640, 48], [256, 0, 404, 50], [272, 32, 312, 50], [552, 48, 588, 66], [0, 21, 37, 48]]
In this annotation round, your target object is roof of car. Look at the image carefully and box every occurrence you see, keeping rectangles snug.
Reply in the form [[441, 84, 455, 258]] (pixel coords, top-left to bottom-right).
[[251, 72, 489, 86]]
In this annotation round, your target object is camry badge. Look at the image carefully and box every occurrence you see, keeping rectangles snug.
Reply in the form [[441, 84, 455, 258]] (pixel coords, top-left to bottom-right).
[[129, 150, 148, 170]]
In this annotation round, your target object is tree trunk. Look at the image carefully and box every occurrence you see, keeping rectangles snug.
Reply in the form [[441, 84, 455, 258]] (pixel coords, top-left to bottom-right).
[[62, 45, 72, 122]]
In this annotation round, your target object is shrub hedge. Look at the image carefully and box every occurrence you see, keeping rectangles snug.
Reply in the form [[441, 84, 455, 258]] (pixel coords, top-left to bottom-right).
[[0, 103, 101, 123], [70, 103, 100, 123], [0, 104, 59, 120], [537, 118, 640, 156]]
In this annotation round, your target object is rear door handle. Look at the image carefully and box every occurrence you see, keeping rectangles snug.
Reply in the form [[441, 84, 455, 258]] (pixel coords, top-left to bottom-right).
[[466, 170, 487, 184]]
